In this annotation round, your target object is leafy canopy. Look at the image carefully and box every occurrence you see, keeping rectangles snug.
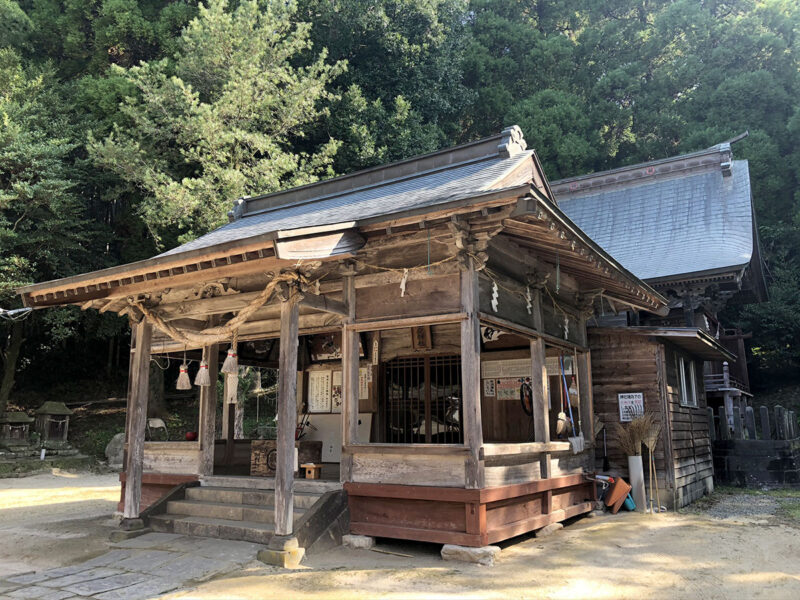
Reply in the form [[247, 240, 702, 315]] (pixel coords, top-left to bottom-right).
[[90, 0, 345, 247]]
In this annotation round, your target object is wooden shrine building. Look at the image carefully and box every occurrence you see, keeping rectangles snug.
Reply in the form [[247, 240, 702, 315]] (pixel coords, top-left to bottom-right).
[[19, 127, 668, 555], [554, 141, 768, 507]]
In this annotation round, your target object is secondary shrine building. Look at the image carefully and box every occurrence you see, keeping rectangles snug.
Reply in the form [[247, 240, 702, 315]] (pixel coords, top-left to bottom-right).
[[19, 127, 668, 551]]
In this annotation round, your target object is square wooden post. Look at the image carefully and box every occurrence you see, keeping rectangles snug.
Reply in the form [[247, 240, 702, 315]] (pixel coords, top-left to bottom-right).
[[340, 270, 358, 483], [198, 343, 220, 476], [122, 320, 152, 525], [275, 293, 300, 536], [530, 287, 551, 479], [577, 351, 593, 442], [461, 261, 484, 489]]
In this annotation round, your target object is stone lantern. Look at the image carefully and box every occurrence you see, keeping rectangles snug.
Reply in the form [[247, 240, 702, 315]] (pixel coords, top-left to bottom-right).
[[0, 411, 34, 453], [35, 401, 75, 454]]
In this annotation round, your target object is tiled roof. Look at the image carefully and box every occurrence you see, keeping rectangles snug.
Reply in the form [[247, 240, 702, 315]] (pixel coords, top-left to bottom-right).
[[555, 158, 755, 281], [159, 149, 533, 257]]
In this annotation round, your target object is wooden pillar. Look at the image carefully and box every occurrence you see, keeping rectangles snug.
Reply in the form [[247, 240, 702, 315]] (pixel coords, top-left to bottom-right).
[[198, 342, 220, 476], [530, 337, 551, 478], [530, 287, 551, 479], [275, 293, 299, 536], [122, 320, 152, 521], [460, 261, 484, 489], [340, 270, 358, 483], [577, 351, 593, 441]]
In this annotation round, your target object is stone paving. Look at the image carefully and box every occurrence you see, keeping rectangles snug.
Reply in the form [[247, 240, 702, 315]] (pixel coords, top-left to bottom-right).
[[0, 533, 261, 600]]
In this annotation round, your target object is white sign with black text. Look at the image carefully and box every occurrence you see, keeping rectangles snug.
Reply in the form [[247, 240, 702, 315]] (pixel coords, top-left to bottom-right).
[[618, 392, 644, 422]]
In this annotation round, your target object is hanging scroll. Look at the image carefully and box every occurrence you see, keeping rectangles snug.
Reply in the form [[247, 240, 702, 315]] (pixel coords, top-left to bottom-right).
[[308, 371, 332, 413]]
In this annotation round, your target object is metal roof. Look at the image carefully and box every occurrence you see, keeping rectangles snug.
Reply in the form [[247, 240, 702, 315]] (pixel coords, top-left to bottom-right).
[[554, 156, 755, 282], [160, 150, 534, 257], [591, 327, 736, 361]]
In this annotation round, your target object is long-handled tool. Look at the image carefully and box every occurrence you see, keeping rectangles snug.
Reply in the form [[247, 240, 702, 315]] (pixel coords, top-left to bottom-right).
[[560, 356, 584, 452], [603, 428, 610, 471]]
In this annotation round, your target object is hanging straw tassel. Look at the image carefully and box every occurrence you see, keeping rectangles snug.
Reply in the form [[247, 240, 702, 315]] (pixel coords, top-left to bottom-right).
[[221, 331, 239, 375], [194, 360, 211, 387], [176, 363, 192, 390], [176, 349, 192, 390]]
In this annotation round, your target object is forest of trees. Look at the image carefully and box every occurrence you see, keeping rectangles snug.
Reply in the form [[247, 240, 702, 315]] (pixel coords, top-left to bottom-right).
[[1, 0, 799, 409]]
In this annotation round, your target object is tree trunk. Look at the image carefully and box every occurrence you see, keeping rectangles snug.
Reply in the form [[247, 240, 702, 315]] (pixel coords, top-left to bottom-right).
[[147, 360, 168, 419], [0, 320, 25, 414]]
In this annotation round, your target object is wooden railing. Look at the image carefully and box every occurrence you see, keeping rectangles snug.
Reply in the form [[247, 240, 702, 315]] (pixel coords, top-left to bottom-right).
[[704, 373, 748, 393]]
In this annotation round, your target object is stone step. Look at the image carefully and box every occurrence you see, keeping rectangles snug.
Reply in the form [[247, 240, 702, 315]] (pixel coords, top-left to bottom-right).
[[150, 514, 275, 545], [201, 475, 342, 494], [185, 486, 321, 509], [166, 499, 305, 524]]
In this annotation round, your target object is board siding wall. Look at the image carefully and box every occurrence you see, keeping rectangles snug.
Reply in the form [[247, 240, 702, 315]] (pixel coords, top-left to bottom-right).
[[662, 345, 714, 507], [588, 332, 674, 497]]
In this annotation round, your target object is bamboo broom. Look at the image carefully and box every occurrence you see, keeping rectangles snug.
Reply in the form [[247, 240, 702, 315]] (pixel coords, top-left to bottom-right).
[[643, 418, 662, 514]]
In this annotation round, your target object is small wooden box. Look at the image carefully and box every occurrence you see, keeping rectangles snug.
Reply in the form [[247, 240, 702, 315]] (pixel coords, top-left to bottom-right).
[[250, 440, 322, 477], [301, 463, 322, 479]]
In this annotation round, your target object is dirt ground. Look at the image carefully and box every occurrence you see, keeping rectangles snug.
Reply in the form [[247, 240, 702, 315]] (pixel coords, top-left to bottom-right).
[[0, 470, 119, 577], [2, 473, 799, 599], [164, 502, 800, 600]]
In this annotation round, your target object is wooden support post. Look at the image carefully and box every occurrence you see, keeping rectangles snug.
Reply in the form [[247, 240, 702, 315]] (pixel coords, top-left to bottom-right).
[[530, 287, 551, 479], [577, 351, 593, 442], [707, 407, 716, 442], [275, 293, 300, 536], [340, 270, 358, 483], [198, 342, 220, 476], [460, 261, 484, 489], [122, 320, 152, 523], [530, 337, 551, 479]]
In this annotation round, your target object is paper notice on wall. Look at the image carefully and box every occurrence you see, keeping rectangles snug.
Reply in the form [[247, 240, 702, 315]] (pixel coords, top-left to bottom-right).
[[546, 356, 574, 375], [308, 371, 332, 413], [481, 358, 530, 379], [358, 368, 370, 400], [331, 371, 343, 413], [483, 378, 496, 397], [618, 392, 644, 422], [496, 378, 520, 401]]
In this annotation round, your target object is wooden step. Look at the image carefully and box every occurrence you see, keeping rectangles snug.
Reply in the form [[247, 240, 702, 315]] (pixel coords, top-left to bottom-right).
[[201, 475, 342, 493], [185, 486, 321, 509], [166, 499, 305, 524], [150, 514, 275, 544]]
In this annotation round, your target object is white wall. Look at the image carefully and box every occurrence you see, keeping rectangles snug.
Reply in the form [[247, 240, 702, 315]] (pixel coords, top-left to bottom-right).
[[301, 413, 373, 462]]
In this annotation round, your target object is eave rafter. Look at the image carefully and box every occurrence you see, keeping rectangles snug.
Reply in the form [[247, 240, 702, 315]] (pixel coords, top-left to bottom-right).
[[500, 198, 667, 315]]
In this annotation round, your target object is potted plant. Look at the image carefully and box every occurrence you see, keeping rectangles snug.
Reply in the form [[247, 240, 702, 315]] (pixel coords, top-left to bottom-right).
[[611, 414, 655, 512]]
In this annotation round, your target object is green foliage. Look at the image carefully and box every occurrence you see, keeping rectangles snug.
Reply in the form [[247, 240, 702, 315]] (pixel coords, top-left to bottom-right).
[[0, 0, 798, 398], [0, 49, 90, 301], [89, 0, 344, 247]]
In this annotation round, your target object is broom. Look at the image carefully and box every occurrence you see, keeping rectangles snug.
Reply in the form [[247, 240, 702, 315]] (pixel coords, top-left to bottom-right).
[[643, 418, 662, 514]]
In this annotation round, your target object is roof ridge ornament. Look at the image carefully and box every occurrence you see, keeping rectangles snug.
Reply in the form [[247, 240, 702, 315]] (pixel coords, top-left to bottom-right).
[[497, 125, 527, 158], [228, 196, 248, 222]]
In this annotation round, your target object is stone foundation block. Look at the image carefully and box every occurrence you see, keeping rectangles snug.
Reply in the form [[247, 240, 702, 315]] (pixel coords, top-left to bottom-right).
[[257, 535, 305, 569], [342, 534, 375, 550], [441, 544, 501, 566]]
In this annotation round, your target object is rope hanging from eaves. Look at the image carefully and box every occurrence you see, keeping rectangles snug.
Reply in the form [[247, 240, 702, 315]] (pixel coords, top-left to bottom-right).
[[128, 270, 310, 346]]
